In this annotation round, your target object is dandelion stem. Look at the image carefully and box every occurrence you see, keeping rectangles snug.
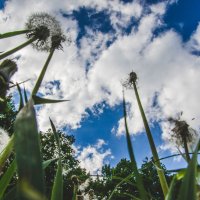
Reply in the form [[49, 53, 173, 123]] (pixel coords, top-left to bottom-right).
[[132, 81, 169, 197], [0, 30, 32, 40], [32, 48, 55, 95], [0, 37, 37, 60], [123, 90, 148, 200]]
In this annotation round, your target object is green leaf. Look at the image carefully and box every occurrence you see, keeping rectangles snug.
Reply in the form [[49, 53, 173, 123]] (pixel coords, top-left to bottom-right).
[[108, 173, 134, 200], [42, 158, 58, 169], [0, 30, 30, 39], [165, 175, 178, 200], [0, 159, 16, 199], [177, 140, 200, 200], [49, 119, 63, 200], [2, 186, 17, 200], [50, 160, 63, 200], [49, 118, 60, 150], [14, 99, 44, 198], [24, 87, 28, 103], [32, 95, 69, 105], [20, 180, 47, 200], [112, 176, 136, 187]]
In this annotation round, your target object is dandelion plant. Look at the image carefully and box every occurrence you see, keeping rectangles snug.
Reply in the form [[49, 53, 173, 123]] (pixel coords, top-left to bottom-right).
[[122, 89, 148, 200], [169, 118, 197, 163], [123, 71, 169, 197], [0, 12, 66, 60]]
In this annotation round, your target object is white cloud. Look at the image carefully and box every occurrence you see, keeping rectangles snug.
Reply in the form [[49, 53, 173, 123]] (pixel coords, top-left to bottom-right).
[[1, 0, 200, 154], [75, 139, 112, 174], [0, 127, 10, 153]]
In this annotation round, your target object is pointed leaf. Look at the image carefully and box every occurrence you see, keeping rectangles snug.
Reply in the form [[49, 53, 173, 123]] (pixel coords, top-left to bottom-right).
[[42, 158, 58, 169], [32, 95, 69, 105], [50, 160, 63, 200], [49, 118, 60, 151], [0, 159, 16, 198], [24, 87, 28, 103], [14, 99, 44, 197]]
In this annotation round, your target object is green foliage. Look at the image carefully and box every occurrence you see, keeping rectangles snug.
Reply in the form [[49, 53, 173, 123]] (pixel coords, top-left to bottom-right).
[[40, 129, 88, 199], [87, 158, 172, 200], [0, 96, 17, 135]]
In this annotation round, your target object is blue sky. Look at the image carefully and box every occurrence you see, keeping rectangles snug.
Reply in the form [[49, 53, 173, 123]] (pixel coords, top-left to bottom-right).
[[0, 0, 200, 174]]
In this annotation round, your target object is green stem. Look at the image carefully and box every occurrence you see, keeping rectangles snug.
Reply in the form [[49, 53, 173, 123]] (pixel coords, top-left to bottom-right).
[[133, 81, 169, 197], [0, 37, 36, 60], [0, 30, 31, 40], [0, 135, 14, 172], [123, 90, 148, 200], [183, 137, 191, 163], [72, 185, 78, 200], [32, 48, 55, 96]]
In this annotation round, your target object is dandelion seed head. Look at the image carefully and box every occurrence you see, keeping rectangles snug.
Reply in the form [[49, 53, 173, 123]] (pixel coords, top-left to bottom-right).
[[169, 119, 198, 147], [123, 71, 138, 89], [25, 12, 67, 51]]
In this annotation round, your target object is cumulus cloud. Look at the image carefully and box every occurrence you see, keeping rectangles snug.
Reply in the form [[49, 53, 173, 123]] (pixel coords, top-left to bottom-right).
[[75, 139, 112, 174], [1, 0, 200, 154], [0, 127, 10, 153]]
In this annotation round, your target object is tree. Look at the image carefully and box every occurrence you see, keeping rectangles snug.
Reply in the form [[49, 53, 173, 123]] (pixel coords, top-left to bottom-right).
[[40, 129, 89, 199], [0, 95, 17, 135], [140, 157, 172, 200], [87, 158, 172, 200]]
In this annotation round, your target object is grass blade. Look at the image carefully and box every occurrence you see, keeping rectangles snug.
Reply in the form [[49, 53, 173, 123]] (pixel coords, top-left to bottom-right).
[[42, 158, 58, 170], [177, 140, 200, 200], [23, 87, 28, 104], [14, 99, 44, 198], [50, 160, 63, 200], [0, 159, 16, 199], [49, 119, 63, 200], [32, 95, 69, 105], [165, 175, 178, 200], [108, 173, 138, 200]]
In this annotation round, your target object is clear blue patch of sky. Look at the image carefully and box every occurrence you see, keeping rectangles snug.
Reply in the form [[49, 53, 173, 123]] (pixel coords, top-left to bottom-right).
[[163, 0, 200, 42], [62, 8, 115, 47], [69, 100, 186, 169], [0, 0, 5, 9]]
